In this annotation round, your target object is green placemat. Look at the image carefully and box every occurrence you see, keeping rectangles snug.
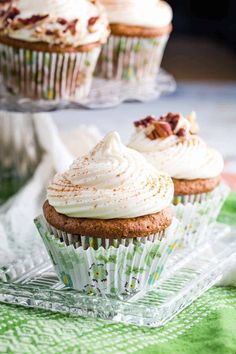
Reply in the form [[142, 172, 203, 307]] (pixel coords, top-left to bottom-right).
[[0, 193, 236, 354]]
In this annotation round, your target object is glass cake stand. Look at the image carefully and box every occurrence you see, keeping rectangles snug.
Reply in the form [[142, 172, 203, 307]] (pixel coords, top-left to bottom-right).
[[0, 69, 176, 112], [0, 223, 235, 328]]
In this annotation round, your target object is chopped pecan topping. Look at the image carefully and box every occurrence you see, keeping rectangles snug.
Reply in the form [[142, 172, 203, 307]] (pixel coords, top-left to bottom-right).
[[18, 14, 48, 25], [134, 116, 156, 128], [177, 128, 187, 137], [148, 121, 173, 140], [88, 16, 99, 26], [5, 6, 20, 22], [45, 29, 54, 36], [63, 19, 78, 35], [133, 112, 198, 141], [88, 16, 99, 32], [57, 17, 67, 25], [160, 112, 181, 131]]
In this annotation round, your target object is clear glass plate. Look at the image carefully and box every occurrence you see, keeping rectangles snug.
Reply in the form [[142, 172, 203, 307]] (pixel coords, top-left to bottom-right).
[[0, 223, 235, 328], [0, 69, 176, 112]]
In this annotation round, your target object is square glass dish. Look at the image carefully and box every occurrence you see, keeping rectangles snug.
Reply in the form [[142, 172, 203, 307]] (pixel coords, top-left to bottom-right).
[[0, 223, 235, 328]]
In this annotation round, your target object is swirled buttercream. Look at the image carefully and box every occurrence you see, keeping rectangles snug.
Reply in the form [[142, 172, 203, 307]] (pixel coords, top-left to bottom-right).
[[0, 0, 109, 46], [129, 114, 224, 180], [100, 0, 172, 28], [47, 132, 174, 219]]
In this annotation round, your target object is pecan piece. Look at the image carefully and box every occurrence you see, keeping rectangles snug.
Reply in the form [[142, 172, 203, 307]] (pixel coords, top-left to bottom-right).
[[147, 129, 159, 140], [18, 14, 48, 25], [5, 7, 20, 22], [154, 121, 173, 138], [88, 16, 99, 32], [88, 16, 99, 26], [57, 17, 67, 25], [63, 19, 78, 35], [147, 121, 173, 140], [134, 115, 156, 128], [160, 112, 181, 131], [177, 128, 186, 137]]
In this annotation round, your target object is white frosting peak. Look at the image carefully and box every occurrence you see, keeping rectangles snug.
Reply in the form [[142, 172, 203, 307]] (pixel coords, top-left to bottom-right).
[[100, 0, 172, 28], [47, 131, 174, 219]]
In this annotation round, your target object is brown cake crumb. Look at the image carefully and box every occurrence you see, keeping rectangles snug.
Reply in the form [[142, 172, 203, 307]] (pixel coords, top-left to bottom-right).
[[173, 175, 221, 195], [43, 200, 173, 238]]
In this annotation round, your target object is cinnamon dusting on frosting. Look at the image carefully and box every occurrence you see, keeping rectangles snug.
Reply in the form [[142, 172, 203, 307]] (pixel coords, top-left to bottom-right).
[[47, 131, 173, 219]]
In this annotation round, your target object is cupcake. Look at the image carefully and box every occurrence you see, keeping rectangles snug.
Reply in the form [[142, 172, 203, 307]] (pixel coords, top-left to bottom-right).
[[128, 113, 229, 247], [35, 132, 179, 297], [95, 0, 172, 82], [0, 111, 43, 203], [0, 0, 109, 101]]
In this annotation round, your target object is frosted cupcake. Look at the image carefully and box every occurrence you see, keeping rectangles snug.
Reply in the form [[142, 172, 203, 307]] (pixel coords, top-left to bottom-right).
[[0, 0, 109, 101], [128, 113, 229, 247], [36, 132, 179, 297], [0, 111, 43, 203], [96, 0, 172, 82]]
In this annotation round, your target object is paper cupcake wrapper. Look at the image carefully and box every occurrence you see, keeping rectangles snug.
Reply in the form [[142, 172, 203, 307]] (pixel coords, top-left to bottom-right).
[[172, 183, 230, 248], [35, 216, 180, 297], [95, 34, 169, 82], [0, 43, 101, 101]]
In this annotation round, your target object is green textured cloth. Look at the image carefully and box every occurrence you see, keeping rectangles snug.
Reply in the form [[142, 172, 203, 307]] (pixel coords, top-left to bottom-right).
[[0, 193, 236, 354]]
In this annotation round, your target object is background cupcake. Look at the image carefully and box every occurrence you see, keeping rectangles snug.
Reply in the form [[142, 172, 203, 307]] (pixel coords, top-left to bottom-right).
[[36, 132, 179, 297], [96, 0, 172, 82], [128, 113, 229, 247], [0, 111, 43, 203], [0, 0, 109, 101]]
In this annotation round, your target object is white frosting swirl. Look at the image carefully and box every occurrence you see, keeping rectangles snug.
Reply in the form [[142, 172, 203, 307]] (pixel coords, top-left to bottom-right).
[[129, 131, 224, 180], [1, 0, 109, 46], [47, 132, 173, 219], [100, 0, 172, 28]]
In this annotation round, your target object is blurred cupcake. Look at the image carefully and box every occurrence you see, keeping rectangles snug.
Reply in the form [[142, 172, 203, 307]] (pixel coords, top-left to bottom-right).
[[0, 0, 109, 101], [128, 113, 229, 247], [36, 132, 180, 297], [0, 111, 43, 203], [96, 0, 172, 82]]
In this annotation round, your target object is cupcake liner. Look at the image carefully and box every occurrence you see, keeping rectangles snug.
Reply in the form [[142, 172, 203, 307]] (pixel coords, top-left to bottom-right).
[[95, 34, 169, 82], [0, 43, 101, 101], [172, 183, 230, 248], [35, 216, 180, 297], [0, 113, 42, 203]]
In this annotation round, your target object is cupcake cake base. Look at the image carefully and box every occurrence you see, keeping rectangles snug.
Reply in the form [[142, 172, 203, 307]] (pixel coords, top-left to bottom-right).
[[43, 200, 172, 238], [173, 175, 222, 196]]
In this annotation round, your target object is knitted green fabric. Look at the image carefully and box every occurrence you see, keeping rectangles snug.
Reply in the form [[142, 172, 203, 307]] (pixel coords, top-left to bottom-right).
[[0, 193, 235, 354]]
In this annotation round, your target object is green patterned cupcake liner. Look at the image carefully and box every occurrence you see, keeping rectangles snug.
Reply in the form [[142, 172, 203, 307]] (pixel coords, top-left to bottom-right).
[[0, 43, 101, 101], [95, 34, 169, 82], [35, 216, 180, 297], [172, 183, 230, 248]]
